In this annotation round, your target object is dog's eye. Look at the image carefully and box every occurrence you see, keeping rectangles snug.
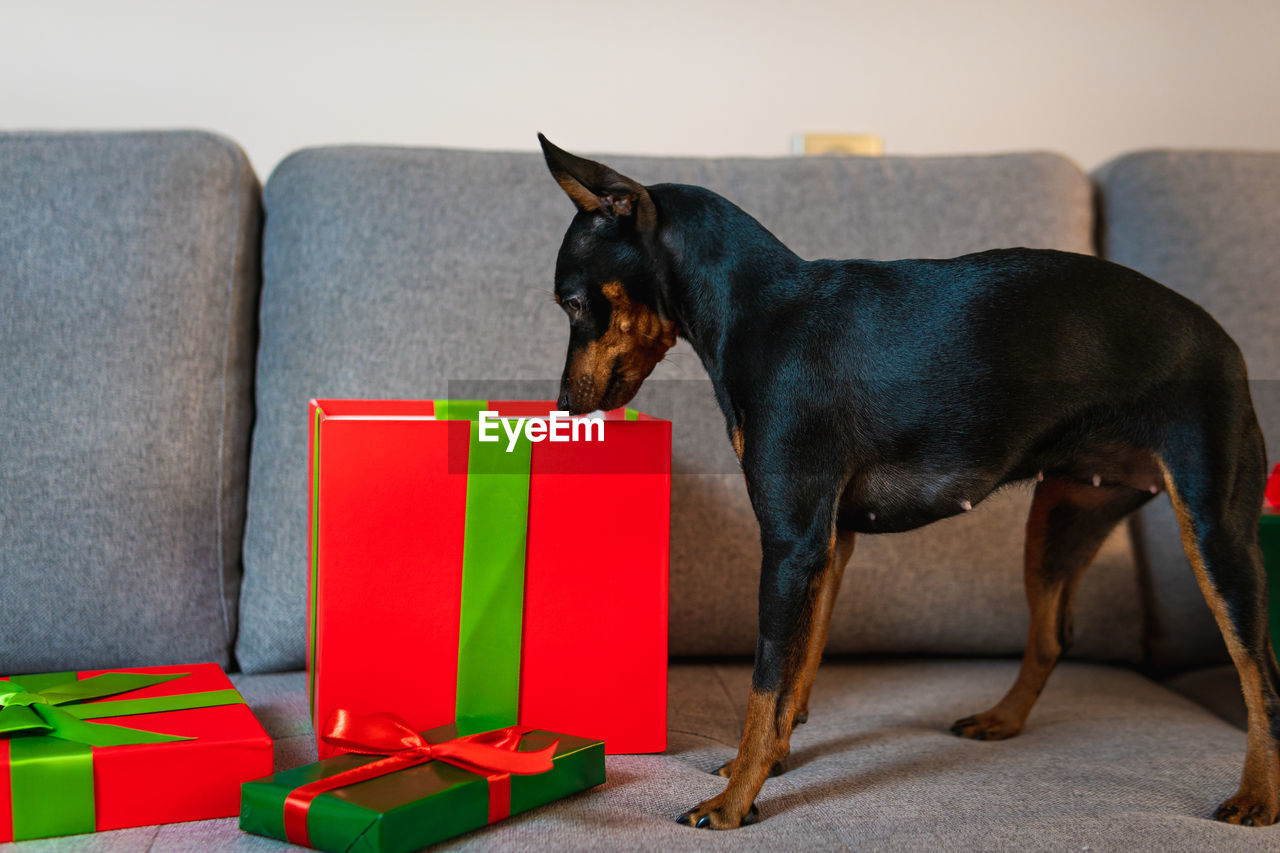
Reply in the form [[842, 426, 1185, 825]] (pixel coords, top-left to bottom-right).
[[563, 295, 584, 318]]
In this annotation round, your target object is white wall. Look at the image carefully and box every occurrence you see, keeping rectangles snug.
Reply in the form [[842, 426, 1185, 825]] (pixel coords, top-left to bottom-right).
[[3, 0, 1278, 179]]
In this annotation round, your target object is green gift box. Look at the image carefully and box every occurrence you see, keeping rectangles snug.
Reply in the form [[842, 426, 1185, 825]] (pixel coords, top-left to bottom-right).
[[240, 712, 604, 852], [1264, 511, 1280, 659]]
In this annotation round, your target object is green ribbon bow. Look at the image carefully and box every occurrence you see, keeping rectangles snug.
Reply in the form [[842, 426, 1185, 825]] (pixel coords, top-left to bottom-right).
[[1, 670, 244, 840]]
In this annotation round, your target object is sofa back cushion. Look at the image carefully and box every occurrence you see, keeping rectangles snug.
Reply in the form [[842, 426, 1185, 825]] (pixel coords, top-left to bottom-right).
[[0, 131, 260, 672], [238, 146, 1137, 672], [1095, 150, 1280, 671]]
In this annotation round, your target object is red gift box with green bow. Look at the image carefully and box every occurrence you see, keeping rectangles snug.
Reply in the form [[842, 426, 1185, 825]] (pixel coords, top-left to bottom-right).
[[307, 399, 670, 757], [0, 663, 273, 841]]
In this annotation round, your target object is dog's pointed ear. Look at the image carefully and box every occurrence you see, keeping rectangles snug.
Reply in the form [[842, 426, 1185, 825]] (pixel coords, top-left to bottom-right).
[[538, 133, 656, 232]]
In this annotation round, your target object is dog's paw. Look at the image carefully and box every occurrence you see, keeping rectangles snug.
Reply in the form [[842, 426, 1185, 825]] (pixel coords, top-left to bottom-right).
[[949, 712, 1022, 741], [712, 757, 784, 779], [676, 795, 760, 830], [1213, 792, 1279, 826]]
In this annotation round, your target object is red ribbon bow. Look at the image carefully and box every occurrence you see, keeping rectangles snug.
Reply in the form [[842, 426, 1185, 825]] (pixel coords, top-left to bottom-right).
[[283, 709, 558, 847]]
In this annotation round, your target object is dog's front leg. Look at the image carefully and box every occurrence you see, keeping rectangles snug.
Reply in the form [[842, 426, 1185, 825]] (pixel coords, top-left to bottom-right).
[[715, 528, 854, 780], [679, 480, 840, 829]]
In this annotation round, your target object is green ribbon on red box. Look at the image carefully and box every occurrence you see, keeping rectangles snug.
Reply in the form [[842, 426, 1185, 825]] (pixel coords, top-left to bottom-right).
[[307, 400, 530, 734], [306, 400, 642, 732], [0, 670, 244, 840], [445, 400, 534, 734], [443, 402, 643, 730]]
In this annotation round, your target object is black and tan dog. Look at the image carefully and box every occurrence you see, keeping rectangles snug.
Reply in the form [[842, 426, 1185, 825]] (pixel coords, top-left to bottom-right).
[[538, 134, 1277, 828]]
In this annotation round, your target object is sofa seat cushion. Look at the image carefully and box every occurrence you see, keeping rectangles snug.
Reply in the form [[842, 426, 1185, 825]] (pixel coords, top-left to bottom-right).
[[1165, 664, 1247, 730], [0, 130, 260, 672], [54, 659, 1272, 851], [239, 146, 1136, 674]]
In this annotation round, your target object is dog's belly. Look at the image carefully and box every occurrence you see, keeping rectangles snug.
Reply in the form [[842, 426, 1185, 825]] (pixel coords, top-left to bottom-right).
[[836, 443, 1164, 534], [836, 464, 998, 533]]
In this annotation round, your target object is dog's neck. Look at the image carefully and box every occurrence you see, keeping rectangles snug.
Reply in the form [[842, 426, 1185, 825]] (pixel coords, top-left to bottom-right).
[[648, 184, 804, 388]]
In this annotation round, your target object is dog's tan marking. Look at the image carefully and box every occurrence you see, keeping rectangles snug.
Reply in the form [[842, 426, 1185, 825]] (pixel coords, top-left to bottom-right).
[[1159, 458, 1280, 826], [795, 530, 854, 724], [567, 281, 677, 410], [729, 424, 751, 489], [552, 173, 602, 213]]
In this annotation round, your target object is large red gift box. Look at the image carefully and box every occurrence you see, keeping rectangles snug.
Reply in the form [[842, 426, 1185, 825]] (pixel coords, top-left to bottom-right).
[[0, 662, 273, 841], [307, 400, 670, 757]]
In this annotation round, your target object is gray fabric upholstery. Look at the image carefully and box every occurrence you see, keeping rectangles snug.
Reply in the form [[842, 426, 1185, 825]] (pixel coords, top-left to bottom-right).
[[1094, 151, 1280, 671], [239, 146, 1131, 672], [1165, 664, 1247, 730], [0, 131, 260, 672], [17, 663, 1277, 851]]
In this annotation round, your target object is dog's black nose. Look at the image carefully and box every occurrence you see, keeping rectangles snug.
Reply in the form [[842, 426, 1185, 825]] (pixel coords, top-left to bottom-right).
[[556, 391, 571, 412]]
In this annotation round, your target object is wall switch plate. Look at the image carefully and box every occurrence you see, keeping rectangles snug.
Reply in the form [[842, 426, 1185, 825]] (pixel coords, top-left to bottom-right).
[[791, 133, 884, 156]]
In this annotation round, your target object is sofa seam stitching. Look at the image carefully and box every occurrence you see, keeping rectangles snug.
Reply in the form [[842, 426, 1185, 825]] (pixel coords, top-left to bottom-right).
[[666, 727, 738, 749], [710, 663, 746, 734], [215, 138, 244, 655]]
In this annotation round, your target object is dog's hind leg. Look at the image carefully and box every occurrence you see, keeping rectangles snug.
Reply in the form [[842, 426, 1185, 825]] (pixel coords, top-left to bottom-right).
[[1159, 408, 1278, 826], [713, 530, 854, 780], [951, 475, 1154, 741]]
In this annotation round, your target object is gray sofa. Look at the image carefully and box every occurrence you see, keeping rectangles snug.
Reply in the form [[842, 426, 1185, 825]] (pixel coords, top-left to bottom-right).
[[2, 131, 1278, 851]]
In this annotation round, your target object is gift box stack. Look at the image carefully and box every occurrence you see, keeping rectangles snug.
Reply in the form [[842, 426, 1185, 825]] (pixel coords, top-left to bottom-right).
[[242, 399, 671, 850], [6, 400, 670, 851]]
